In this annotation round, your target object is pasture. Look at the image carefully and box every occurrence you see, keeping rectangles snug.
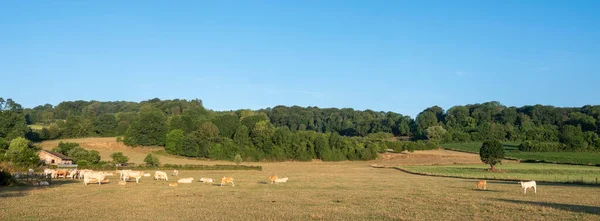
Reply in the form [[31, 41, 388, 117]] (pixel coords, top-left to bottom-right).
[[1, 162, 599, 219], [442, 142, 600, 165], [401, 163, 600, 184], [1, 138, 595, 220]]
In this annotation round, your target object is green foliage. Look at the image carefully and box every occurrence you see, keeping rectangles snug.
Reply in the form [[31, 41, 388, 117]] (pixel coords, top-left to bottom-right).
[[479, 140, 505, 170], [165, 129, 185, 155], [110, 152, 129, 164], [212, 114, 240, 139], [425, 126, 447, 144], [0, 169, 12, 186], [144, 153, 160, 166], [68, 147, 101, 164], [77, 159, 89, 167], [234, 154, 242, 165], [124, 107, 168, 146], [94, 114, 118, 136], [0, 104, 29, 140], [6, 137, 40, 167], [52, 141, 79, 155], [519, 141, 566, 152]]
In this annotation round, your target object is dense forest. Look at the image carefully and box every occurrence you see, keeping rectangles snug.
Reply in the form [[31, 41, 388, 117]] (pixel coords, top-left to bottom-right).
[[1, 97, 599, 164]]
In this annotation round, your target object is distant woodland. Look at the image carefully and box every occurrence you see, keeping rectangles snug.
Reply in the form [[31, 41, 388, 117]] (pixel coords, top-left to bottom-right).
[[1, 97, 599, 162]]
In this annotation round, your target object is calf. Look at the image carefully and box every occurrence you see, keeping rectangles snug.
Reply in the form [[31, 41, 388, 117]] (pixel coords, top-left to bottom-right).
[[172, 170, 179, 176], [476, 180, 487, 190], [268, 175, 278, 184], [154, 171, 168, 181], [274, 177, 289, 184], [221, 176, 234, 187], [519, 181, 537, 194], [177, 178, 194, 184], [199, 178, 214, 183]]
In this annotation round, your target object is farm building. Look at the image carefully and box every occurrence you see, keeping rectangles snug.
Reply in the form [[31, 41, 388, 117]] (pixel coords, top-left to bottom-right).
[[39, 150, 73, 165]]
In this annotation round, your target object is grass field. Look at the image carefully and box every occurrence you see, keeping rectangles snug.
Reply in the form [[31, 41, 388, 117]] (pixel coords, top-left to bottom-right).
[[2, 162, 600, 220], [401, 164, 600, 184], [442, 142, 600, 165], [2, 138, 594, 220]]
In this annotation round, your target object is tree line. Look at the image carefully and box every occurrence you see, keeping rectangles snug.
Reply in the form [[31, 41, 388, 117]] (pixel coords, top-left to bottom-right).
[[2, 97, 600, 164]]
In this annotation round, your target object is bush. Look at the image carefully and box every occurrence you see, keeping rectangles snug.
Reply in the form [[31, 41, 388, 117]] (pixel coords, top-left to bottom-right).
[[0, 169, 13, 186], [144, 154, 160, 167], [77, 159, 89, 167], [110, 152, 129, 164], [234, 154, 242, 165]]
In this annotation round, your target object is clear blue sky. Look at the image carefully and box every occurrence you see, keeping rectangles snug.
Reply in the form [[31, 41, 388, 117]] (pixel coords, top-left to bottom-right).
[[1, 1, 599, 117]]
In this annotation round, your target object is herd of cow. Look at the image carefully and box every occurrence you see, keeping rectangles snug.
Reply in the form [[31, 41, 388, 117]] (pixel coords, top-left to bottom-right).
[[40, 168, 290, 187], [475, 179, 538, 194]]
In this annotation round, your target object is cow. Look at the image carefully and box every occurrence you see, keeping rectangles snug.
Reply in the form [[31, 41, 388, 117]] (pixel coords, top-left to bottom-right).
[[67, 169, 78, 179], [268, 175, 278, 184], [274, 177, 288, 184], [84, 172, 106, 185], [221, 176, 234, 187], [154, 171, 168, 181], [177, 178, 194, 184], [121, 170, 144, 183], [476, 180, 487, 190], [199, 178, 214, 183], [143, 173, 151, 177], [172, 170, 179, 176], [169, 182, 178, 187], [43, 169, 55, 178], [519, 181, 537, 194]]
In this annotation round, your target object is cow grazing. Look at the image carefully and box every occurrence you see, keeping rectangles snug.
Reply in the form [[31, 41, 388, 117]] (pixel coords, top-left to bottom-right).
[[519, 181, 537, 194], [154, 171, 168, 181], [172, 170, 179, 176], [274, 177, 288, 184], [67, 169, 78, 179], [268, 175, 278, 184], [43, 169, 55, 178], [169, 182, 178, 187], [84, 172, 106, 185], [476, 180, 487, 190], [55, 170, 68, 179], [121, 170, 144, 183], [221, 176, 234, 187], [199, 178, 214, 183], [177, 178, 194, 184]]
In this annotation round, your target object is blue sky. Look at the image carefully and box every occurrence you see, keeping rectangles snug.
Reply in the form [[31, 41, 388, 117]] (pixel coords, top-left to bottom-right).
[[1, 1, 599, 117]]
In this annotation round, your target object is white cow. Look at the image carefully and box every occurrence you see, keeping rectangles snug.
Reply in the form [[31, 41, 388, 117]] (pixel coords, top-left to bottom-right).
[[43, 169, 55, 178], [177, 178, 194, 184], [84, 172, 106, 185], [199, 178, 214, 183], [67, 169, 78, 179], [154, 171, 168, 181], [172, 170, 179, 176], [274, 177, 289, 184], [121, 170, 144, 183], [519, 181, 537, 194]]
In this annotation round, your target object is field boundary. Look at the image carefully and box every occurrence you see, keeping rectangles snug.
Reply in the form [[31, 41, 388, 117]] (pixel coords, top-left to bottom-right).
[[371, 165, 600, 186]]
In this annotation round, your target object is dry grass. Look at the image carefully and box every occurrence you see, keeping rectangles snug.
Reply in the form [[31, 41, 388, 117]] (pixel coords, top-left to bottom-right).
[[2, 161, 600, 220], [4, 138, 595, 220], [37, 138, 227, 165]]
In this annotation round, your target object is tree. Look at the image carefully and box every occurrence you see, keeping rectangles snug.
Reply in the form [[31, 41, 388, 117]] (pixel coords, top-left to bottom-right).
[[212, 114, 240, 139], [52, 142, 79, 155], [110, 152, 129, 165], [234, 154, 242, 165], [415, 111, 438, 138], [94, 114, 118, 136], [425, 126, 447, 144], [165, 129, 185, 155], [6, 137, 40, 167], [144, 153, 160, 167], [124, 107, 168, 146], [479, 140, 504, 171]]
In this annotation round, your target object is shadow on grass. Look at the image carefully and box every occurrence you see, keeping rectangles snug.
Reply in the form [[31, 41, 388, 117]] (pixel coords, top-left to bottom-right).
[[257, 181, 269, 185], [0, 179, 79, 198], [496, 198, 600, 215]]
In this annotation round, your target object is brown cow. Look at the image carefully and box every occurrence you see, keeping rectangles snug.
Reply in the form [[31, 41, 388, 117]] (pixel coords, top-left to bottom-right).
[[221, 176, 234, 187], [268, 175, 278, 184], [476, 180, 487, 190]]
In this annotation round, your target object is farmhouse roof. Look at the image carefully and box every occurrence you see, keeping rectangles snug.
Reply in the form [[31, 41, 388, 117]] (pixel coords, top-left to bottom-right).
[[42, 150, 73, 160]]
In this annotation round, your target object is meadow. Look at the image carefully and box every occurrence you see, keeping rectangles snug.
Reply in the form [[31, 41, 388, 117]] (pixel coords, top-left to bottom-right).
[[442, 142, 600, 165], [0, 138, 598, 220], [401, 163, 600, 184]]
